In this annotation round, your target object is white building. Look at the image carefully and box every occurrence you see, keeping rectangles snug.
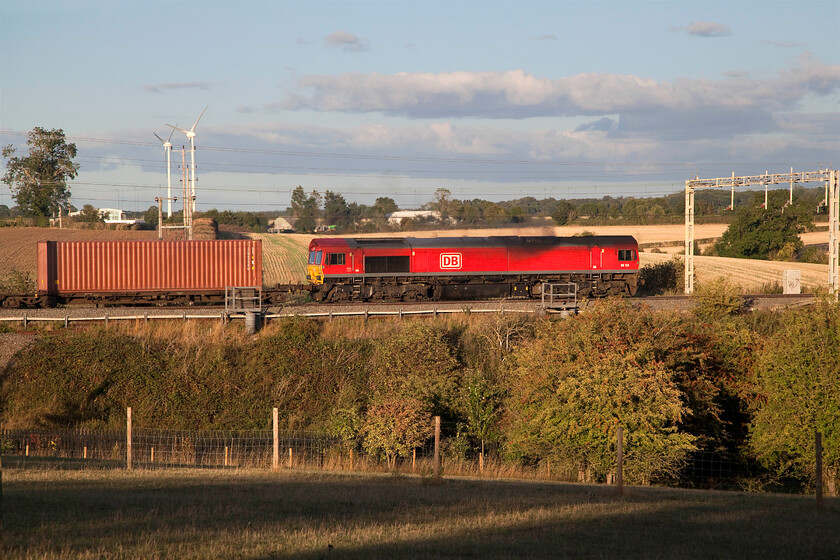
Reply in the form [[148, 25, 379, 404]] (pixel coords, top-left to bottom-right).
[[386, 210, 442, 226], [69, 207, 144, 225]]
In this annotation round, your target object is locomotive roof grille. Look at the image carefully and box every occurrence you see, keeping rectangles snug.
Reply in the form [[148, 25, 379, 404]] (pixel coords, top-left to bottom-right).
[[313, 235, 638, 250], [310, 235, 639, 253]]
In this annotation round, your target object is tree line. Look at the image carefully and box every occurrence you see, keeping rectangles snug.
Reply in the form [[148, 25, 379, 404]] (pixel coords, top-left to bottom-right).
[[4, 127, 829, 241]]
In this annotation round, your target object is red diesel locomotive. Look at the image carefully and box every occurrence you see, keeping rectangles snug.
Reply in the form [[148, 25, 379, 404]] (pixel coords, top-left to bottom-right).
[[307, 235, 639, 302]]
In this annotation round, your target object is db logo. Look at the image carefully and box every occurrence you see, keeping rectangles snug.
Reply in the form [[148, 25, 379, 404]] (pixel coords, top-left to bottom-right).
[[440, 253, 462, 269]]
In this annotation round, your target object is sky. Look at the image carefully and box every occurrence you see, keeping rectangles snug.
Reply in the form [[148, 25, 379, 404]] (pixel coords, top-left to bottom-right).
[[1, 0, 839, 213]]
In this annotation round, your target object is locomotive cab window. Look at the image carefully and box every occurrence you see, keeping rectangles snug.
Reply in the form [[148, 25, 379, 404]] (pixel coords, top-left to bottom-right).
[[327, 253, 345, 266], [618, 249, 637, 261], [308, 251, 323, 265]]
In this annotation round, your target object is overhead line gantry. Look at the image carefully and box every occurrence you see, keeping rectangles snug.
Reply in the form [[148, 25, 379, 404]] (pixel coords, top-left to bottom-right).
[[684, 169, 839, 296]]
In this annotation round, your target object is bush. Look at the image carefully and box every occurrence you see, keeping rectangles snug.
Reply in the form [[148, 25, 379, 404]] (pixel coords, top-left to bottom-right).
[[799, 246, 828, 264], [692, 278, 744, 321], [638, 258, 683, 295], [503, 303, 699, 484], [749, 299, 840, 495], [0, 269, 36, 293]]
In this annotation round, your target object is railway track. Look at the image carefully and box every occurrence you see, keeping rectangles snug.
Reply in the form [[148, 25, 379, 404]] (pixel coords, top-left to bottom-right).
[[0, 293, 817, 322]]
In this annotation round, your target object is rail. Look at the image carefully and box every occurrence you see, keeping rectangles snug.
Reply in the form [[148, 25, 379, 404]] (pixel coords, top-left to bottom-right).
[[0, 305, 543, 328]]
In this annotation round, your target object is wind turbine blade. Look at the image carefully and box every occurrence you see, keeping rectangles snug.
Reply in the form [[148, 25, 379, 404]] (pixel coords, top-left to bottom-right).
[[189, 106, 208, 132], [166, 123, 189, 134], [153, 132, 165, 144], [167, 124, 178, 142]]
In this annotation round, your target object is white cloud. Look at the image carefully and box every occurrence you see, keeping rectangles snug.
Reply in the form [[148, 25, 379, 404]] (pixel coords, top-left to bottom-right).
[[685, 21, 731, 37], [143, 82, 210, 94], [761, 40, 807, 48], [324, 30, 368, 52], [277, 57, 839, 119]]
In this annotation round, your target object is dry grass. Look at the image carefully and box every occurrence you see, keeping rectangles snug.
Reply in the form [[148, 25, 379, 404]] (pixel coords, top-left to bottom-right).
[[3, 466, 837, 559]]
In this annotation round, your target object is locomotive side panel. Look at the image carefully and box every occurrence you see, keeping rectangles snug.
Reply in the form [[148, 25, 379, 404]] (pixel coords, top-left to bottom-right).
[[411, 246, 509, 274]]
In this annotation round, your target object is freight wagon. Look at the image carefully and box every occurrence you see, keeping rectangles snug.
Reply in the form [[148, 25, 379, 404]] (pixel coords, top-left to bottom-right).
[[36, 240, 262, 306], [307, 235, 639, 302]]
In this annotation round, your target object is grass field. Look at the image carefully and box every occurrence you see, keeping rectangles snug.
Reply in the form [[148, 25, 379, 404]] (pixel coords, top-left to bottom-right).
[[3, 464, 838, 559]]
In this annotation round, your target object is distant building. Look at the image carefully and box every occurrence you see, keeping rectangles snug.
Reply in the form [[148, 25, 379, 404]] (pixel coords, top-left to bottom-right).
[[69, 207, 144, 225], [268, 216, 295, 233], [386, 210, 441, 226]]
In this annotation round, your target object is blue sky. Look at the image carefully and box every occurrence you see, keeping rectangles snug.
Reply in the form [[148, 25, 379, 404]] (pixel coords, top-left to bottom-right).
[[1, 0, 838, 212]]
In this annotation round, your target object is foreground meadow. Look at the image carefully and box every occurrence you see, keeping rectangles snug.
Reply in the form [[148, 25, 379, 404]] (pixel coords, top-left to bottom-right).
[[3, 466, 838, 559]]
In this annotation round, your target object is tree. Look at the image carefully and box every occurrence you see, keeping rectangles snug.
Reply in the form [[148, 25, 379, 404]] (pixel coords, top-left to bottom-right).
[[430, 188, 454, 220], [3, 127, 79, 217], [78, 204, 104, 223], [362, 397, 431, 467], [461, 370, 503, 462], [713, 192, 812, 259], [749, 300, 840, 495], [551, 200, 576, 225], [144, 205, 160, 227], [373, 197, 398, 216], [290, 186, 321, 233], [503, 302, 709, 484], [323, 190, 351, 229], [507, 206, 525, 223]]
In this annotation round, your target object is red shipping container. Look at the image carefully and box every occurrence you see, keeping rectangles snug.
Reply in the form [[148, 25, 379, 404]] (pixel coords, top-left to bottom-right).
[[37, 240, 262, 295]]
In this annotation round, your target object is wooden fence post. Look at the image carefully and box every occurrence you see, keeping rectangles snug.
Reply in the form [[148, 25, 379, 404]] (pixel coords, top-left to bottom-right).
[[349, 448, 354, 470], [288, 447, 293, 469], [616, 426, 624, 496], [816, 430, 823, 510], [126, 407, 132, 470], [434, 416, 441, 482], [272, 408, 279, 471]]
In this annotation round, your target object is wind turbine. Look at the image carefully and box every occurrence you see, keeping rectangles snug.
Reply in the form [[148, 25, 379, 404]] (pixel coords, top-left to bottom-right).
[[154, 126, 177, 218], [167, 106, 207, 214]]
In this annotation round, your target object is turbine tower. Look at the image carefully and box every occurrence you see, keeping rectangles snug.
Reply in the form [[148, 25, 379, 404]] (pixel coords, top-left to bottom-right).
[[167, 106, 207, 214], [153, 126, 177, 218]]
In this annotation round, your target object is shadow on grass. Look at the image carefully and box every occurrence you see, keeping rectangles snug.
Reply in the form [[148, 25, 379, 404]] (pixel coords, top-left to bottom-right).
[[3, 467, 839, 559]]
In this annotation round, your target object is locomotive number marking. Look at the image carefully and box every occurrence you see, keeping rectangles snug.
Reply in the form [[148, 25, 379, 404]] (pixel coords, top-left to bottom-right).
[[440, 253, 462, 269]]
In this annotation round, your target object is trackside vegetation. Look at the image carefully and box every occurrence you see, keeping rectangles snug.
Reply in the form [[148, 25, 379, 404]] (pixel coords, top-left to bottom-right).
[[1, 296, 838, 493]]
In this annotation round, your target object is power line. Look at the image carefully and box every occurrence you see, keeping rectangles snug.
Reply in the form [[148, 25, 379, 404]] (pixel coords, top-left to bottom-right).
[[2, 128, 826, 170]]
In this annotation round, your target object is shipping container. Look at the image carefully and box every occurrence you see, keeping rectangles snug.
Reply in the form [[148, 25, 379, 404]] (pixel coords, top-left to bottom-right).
[[37, 240, 262, 295]]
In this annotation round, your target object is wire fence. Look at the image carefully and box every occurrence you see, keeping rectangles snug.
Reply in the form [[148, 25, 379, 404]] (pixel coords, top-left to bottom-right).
[[0, 423, 826, 498]]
